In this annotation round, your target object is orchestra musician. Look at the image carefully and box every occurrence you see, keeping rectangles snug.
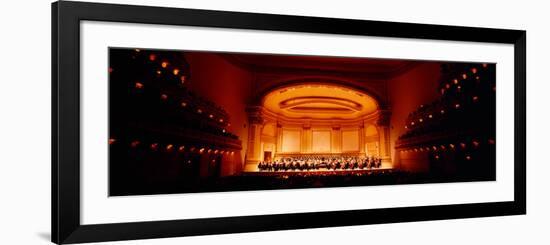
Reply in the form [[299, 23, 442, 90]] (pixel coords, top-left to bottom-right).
[[257, 155, 382, 172]]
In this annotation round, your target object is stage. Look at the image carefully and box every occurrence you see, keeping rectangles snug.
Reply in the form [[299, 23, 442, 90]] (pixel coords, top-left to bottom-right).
[[242, 167, 393, 177]]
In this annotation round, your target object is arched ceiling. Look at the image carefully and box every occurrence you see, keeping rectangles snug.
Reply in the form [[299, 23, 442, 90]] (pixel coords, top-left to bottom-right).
[[220, 53, 417, 77], [262, 84, 378, 120]]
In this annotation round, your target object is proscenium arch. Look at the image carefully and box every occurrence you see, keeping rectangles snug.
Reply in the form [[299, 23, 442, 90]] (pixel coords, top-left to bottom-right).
[[252, 78, 388, 110]]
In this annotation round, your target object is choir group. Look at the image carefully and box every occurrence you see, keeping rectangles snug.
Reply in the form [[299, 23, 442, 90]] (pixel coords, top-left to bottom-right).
[[258, 156, 383, 171]]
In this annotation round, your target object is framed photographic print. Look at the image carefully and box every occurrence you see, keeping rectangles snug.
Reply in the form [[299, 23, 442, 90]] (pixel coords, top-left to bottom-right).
[[52, 1, 526, 244]]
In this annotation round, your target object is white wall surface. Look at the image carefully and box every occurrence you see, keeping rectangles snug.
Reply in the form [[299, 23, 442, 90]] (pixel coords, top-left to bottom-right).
[[0, 0, 548, 244]]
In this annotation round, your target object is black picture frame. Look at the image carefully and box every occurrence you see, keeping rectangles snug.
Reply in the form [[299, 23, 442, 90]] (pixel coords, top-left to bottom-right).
[[52, 1, 526, 244]]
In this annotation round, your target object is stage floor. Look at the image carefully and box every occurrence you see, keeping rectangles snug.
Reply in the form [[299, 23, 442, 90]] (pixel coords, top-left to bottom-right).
[[242, 167, 393, 176]]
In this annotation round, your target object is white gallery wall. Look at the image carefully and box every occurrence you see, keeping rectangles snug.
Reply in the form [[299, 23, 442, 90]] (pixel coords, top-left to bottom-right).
[[0, 0, 548, 244]]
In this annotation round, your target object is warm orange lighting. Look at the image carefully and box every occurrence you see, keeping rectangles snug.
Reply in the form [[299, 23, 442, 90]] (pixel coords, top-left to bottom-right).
[[197, 109, 202, 114], [432, 146, 437, 151], [460, 143, 466, 149], [472, 141, 479, 147], [222, 129, 226, 133], [156, 70, 162, 75], [166, 144, 174, 151], [181, 102, 187, 107], [435, 155, 440, 160], [214, 150, 219, 154], [414, 148, 418, 152], [135, 82, 144, 89], [420, 104, 424, 108], [180, 76, 186, 84], [108, 138, 116, 145], [227, 123, 231, 127], [149, 54, 156, 61], [411, 122, 415, 126], [173, 69, 180, 75], [150, 143, 159, 150], [462, 74, 467, 79], [466, 155, 471, 160], [440, 109, 445, 114], [209, 114, 214, 119], [404, 126, 408, 129], [419, 118, 423, 122], [471, 68, 477, 74], [455, 103, 460, 108], [472, 96, 479, 101], [453, 79, 458, 84], [178, 146, 185, 152], [428, 114, 433, 118], [449, 144, 455, 149], [161, 61, 169, 68], [476, 76, 480, 80], [199, 148, 205, 154], [207, 149, 212, 153], [219, 119, 224, 123], [130, 140, 140, 148], [160, 94, 168, 100], [134, 48, 140, 52], [230, 151, 235, 155]]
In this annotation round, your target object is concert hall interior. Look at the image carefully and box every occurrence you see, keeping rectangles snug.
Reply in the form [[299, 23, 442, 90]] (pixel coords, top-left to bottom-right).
[[108, 48, 496, 196]]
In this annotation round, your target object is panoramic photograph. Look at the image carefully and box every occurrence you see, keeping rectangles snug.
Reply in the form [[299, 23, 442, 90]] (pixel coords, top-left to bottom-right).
[[108, 48, 496, 196]]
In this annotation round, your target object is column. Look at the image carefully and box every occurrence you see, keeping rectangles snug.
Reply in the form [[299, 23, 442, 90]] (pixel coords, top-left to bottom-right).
[[331, 125, 342, 153], [302, 124, 312, 153], [376, 110, 392, 168], [359, 124, 366, 155], [275, 123, 283, 157], [245, 106, 264, 171]]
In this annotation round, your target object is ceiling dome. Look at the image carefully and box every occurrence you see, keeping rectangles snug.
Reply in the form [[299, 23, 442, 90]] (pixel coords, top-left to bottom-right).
[[262, 84, 378, 120]]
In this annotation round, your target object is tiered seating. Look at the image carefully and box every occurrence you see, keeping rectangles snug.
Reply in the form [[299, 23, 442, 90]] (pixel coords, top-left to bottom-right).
[[109, 48, 241, 149], [400, 63, 495, 140], [108, 48, 242, 195], [396, 63, 496, 178]]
